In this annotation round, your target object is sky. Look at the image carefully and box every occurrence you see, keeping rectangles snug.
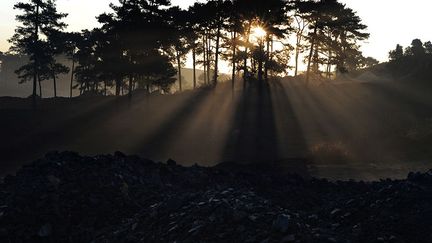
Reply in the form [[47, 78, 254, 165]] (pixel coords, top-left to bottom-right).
[[1, 0, 431, 63]]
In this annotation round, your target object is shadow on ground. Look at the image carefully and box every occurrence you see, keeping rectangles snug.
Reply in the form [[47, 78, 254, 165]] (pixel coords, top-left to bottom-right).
[[1, 79, 432, 180]]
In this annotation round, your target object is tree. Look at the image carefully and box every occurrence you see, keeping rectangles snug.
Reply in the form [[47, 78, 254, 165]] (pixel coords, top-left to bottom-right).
[[210, 0, 227, 85], [296, 0, 326, 84], [407, 39, 425, 57], [97, 0, 177, 99], [331, 5, 369, 74], [44, 30, 70, 98], [74, 30, 103, 94], [64, 32, 82, 98], [389, 44, 404, 61], [9, 0, 67, 107], [229, 0, 289, 84], [424, 41, 432, 55], [166, 7, 192, 92], [291, 2, 310, 76], [362, 56, 379, 68], [296, 0, 368, 83]]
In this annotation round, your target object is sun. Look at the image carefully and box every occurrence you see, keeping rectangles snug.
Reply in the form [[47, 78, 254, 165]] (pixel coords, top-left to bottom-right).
[[251, 26, 267, 40]]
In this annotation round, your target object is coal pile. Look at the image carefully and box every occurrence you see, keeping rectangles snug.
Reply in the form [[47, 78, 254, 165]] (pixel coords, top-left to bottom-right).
[[1, 152, 432, 243]]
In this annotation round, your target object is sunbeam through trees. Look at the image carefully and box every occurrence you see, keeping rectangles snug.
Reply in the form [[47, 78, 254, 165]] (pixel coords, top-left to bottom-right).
[[2, 1, 432, 242]]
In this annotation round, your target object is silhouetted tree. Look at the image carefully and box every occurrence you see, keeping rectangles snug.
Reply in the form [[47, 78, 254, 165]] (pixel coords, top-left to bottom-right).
[[97, 0, 176, 98], [64, 32, 81, 98], [406, 39, 425, 57], [10, 0, 67, 107], [297, 0, 368, 83], [74, 29, 113, 95], [291, 1, 310, 76], [424, 41, 432, 55], [44, 30, 70, 98], [389, 44, 404, 61], [361, 57, 379, 68], [8, 0, 374, 101], [166, 7, 192, 92]]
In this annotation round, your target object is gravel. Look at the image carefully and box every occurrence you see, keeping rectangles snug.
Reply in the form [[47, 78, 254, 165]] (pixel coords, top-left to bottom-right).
[[1, 151, 432, 242]]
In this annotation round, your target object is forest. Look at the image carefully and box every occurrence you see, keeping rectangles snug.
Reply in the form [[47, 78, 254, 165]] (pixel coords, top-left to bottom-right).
[[5, 0, 376, 105]]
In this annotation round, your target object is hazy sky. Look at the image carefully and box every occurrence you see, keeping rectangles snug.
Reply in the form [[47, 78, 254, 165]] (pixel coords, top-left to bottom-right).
[[1, 0, 431, 62]]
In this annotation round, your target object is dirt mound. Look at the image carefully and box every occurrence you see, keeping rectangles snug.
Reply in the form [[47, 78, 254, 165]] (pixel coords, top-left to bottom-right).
[[1, 152, 432, 242]]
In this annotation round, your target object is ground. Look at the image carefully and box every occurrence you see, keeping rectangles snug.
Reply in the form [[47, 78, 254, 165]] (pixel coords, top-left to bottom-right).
[[1, 152, 432, 242], [0, 78, 431, 180]]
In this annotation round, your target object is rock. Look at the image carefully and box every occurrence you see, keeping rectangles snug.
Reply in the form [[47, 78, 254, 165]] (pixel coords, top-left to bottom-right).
[[188, 225, 203, 234], [248, 215, 258, 221], [0, 228, 7, 237], [114, 151, 126, 158], [281, 234, 296, 242], [167, 159, 177, 166], [389, 235, 398, 242], [1, 152, 432, 243], [273, 214, 291, 233], [233, 210, 248, 222], [330, 209, 341, 216], [47, 175, 61, 188], [38, 223, 52, 237], [327, 237, 337, 242]]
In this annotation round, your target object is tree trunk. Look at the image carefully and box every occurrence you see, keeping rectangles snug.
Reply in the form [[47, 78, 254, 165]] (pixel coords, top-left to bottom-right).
[[213, 20, 221, 86], [32, 3, 40, 109], [327, 49, 332, 79], [306, 26, 318, 86], [258, 52, 263, 82], [258, 39, 264, 82], [115, 78, 121, 96], [312, 48, 320, 75], [231, 31, 237, 93], [38, 75, 42, 99], [264, 34, 270, 82], [207, 34, 211, 84], [243, 24, 252, 84], [294, 33, 301, 76], [53, 72, 57, 98], [192, 45, 196, 89], [177, 50, 182, 92], [69, 52, 75, 98], [203, 35, 207, 85], [32, 69, 37, 108], [128, 74, 133, 100]]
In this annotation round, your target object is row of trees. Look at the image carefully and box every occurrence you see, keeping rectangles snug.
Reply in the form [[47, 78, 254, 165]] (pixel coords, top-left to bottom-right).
[[9, 0, 370, 107], [389, 39, 432, 61], [10, 0, 69, 107], [388, 39, 432, 79]]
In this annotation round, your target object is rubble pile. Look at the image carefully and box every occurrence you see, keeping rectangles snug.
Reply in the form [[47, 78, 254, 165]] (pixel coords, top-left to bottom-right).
[[1, 152, 432, 242]]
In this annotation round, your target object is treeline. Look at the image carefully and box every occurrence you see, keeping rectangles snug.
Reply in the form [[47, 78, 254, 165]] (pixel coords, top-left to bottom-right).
[[9, 0, 370, 107], [388, 39, 432, 80]]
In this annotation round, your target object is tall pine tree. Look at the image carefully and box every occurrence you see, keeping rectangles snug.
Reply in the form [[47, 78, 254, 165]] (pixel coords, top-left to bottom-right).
[[9, 0, 67, 106]]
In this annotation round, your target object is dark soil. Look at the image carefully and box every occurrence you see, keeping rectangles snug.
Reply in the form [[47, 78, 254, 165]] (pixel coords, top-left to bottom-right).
[[1, 151, 432, 243]]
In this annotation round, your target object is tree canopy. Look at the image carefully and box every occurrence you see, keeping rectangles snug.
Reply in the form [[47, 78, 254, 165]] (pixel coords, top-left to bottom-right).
[[9, 0, 372, 102]]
